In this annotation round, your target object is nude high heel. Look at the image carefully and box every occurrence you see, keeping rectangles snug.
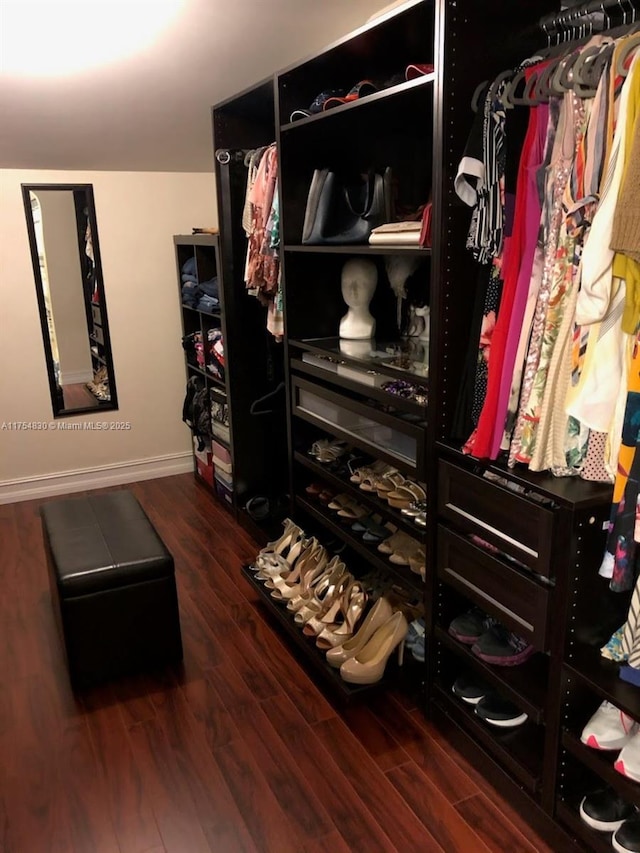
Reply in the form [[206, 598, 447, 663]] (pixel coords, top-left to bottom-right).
[[250, 518, 297, 567], [254, 528, 307, 580], [315, 581, 367, 650], [293, 558, 347, 626], [302, 571, 353, 637], [326, 596, 393, 668], [268, 540, 327, 601], [339, 611, 408, 684]]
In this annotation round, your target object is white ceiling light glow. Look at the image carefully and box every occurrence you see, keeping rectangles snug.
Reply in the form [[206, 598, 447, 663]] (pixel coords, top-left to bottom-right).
[[1, 0, 185, 77]]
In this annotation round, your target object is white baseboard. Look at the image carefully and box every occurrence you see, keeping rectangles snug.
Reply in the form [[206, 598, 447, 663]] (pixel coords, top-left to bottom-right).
[[60, 369, 94, 384], [0, 452, 194, 504]]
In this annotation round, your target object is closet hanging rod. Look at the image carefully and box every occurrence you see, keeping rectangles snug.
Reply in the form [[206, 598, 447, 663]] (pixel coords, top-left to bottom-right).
[[538, 0, 638, 34], [215, 148, 253, 165]]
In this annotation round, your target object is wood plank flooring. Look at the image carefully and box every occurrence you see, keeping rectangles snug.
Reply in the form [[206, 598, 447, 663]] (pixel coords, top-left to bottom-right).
[[0, 474, 556, 853]]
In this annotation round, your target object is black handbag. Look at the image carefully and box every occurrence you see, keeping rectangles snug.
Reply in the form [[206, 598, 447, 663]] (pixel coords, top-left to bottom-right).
[[302, 168, 390, 245]]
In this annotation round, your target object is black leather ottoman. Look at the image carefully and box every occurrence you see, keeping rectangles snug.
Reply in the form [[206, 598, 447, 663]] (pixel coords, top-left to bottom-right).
[[41, 490, 183, 686]]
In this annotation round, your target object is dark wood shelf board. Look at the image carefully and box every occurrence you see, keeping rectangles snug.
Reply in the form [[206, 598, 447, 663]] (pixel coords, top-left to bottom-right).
[[280, 74, 435, 132], [555, 799, 615, 853], [565, 648, 640, 722], [434, 627, 548, 724], [284, 244, 431, 257], [240, 564, 385, 701], [181, 304, 221, 317], [294, 495, 424, 595], [174, 233, 218, 247], [432, 684, 543, 794], [436, 441, 613, 510], [294, 451, 427, 542], [562, 731, 640, 808]]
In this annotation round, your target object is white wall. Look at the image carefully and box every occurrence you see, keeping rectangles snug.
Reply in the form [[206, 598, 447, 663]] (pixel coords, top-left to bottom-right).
[[0, 168, 216, 501]]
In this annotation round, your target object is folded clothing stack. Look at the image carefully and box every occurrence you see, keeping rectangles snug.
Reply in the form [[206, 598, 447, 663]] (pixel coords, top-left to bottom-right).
[[180, 257, 220, 312]]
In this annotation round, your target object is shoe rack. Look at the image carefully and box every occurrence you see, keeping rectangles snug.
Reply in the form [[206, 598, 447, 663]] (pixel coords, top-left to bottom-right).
[[209, 0, 624, 850]]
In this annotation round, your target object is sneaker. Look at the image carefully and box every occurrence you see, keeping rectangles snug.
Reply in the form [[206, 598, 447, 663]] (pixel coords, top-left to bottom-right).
[[452, 672, 491, 705], [615, 730, 640, 781], [448, 607, 494, 645], [406, 618, 426, 662], [471, 625, 535, 666], [474, 693, 528, 728], [581, 701, 640, 751], [613, 815, 640, 853], [579, 788, 637, 833]]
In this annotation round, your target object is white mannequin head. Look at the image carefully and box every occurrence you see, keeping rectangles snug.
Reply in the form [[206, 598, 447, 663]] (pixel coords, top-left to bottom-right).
[[339, 258, 377, 340]]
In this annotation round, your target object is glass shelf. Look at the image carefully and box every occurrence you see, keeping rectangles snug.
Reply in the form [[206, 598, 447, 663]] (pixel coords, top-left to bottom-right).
[[289, 336, 430, 386]]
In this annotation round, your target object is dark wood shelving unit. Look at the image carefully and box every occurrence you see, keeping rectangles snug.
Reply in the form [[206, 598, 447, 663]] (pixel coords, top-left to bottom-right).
[[295, 496, 424, 595], [213, 0, 620, 849], [294, 451, 427, 542], [435, 627, 548, 724]]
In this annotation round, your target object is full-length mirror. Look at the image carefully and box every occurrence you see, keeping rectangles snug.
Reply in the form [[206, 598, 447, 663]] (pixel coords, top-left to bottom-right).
[[22, 183, 118, 416]]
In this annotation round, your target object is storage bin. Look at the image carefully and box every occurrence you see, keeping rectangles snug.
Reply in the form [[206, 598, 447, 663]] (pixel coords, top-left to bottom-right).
[[212, 455, 232, 476], [196, 457, 214, 486], [215, 475, 233, 506], [212, 441, 231, 465]]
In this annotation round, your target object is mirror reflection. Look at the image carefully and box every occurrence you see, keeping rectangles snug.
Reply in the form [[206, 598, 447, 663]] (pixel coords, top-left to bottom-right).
[[22, 184, 118, 416]]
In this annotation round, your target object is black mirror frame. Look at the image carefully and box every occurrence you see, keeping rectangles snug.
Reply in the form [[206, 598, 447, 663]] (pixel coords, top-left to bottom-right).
[[21, 183, 119, 417]]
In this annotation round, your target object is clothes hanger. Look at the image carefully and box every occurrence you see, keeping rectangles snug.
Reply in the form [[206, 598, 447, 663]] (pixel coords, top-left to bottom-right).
[[470, 80, 489, 113], [249, 381, 285, 415]]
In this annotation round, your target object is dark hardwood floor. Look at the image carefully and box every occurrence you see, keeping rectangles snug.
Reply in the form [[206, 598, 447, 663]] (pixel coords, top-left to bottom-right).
[[0, 474, 556, 853]]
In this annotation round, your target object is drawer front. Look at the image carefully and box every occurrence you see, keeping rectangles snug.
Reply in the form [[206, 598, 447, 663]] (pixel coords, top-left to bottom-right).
[[93, 324, 105, 345], [437, 525, 550, 649], [437, 459, 555, 577], [91, 304, 102, 326]]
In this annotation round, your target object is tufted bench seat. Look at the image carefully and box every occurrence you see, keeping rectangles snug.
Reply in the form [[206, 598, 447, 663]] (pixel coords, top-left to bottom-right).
[[41, 490, 183, 686]]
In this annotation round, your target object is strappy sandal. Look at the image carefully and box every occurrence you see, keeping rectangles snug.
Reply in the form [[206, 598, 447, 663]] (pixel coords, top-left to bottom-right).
[[350, 459, 387, 486], [316, 441, 348, 464], [359, 464, 396, 492], [375, 471, 406, 499], [386, 481, 426, 509], [401, 499, 427, 517]]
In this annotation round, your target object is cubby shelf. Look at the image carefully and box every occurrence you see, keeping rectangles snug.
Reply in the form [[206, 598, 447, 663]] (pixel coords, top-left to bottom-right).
[[555, 800, 614, 853], [284, 245, 431, 256], [562, 731, 640, 808], [565, 649, 640, 723], [435, 627, 548, 724]]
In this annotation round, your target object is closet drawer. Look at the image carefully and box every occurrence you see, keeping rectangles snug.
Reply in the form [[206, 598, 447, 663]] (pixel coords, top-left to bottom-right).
[[92, 324, 104, 346], [437, 525, 550, 649], [91, 304, 102, 326], [437, 460, 556, 577], [292, 375, 423, 475]]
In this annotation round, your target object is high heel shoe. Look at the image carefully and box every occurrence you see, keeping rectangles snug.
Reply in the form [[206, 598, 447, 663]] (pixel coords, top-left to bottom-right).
[[339, 611, 409, 684], [293, 558, 347, 625], [249, 518, 298, 571], [268, 540, 327, 601], [316, 580, 367, 650], [302, 571, 353, 637], [254, 528, 307, 580], [326, 596, 393, 668]]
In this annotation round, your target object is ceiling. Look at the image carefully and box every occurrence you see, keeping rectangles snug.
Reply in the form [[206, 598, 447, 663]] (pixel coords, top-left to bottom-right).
[[0, 0, 388, 173]]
